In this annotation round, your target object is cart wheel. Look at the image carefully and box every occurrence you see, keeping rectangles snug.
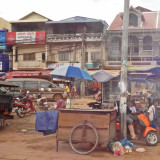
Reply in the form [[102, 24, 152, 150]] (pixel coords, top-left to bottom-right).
[[69, 121, 98, 155], [0, 114, 5, 130]]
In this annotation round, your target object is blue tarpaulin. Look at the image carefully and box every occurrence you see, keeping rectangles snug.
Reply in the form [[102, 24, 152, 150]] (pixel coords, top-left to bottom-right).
[[35, 110, 59, 135]]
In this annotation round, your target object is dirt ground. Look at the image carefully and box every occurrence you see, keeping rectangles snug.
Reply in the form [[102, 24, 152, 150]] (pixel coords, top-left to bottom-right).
[[0, 97, 160, 160]]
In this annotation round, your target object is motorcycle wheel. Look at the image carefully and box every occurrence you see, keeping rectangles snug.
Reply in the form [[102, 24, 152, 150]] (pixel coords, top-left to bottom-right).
[[145, 131, 158, 146], [15, 108, 25, 118]]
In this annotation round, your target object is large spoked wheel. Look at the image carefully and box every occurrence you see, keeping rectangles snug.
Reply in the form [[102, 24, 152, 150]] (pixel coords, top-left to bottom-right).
[[69, 121, 99, 155], [0, 114, 5, 130], [145, 131, 158, 146]]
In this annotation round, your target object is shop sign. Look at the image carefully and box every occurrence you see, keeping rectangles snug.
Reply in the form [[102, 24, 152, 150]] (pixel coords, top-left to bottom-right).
[[0, 30, 7, 51], [6, 31, 46, 45], [47, 63, 81, 69], [0, 62, 2, 70]]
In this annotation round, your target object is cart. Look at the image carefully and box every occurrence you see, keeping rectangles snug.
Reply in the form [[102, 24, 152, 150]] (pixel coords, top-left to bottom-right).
[[0, 81, 18, 129], [56, 108, 117, 154]]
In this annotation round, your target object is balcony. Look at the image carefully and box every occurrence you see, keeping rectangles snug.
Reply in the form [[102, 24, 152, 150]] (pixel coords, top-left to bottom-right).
[[17, 61, 45, 69], [47, 33, 103, 42]]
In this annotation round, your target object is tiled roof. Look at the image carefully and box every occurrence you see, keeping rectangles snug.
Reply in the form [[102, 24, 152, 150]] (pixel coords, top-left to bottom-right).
[[109, 11, 160, 30]]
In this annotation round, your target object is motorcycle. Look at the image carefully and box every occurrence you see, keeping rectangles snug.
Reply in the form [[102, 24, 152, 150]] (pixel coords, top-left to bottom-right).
[[13, 91, 36, 118], [116, 110, 158, 146], [36, 91, 50, 111], [87, 92, 102, 109]]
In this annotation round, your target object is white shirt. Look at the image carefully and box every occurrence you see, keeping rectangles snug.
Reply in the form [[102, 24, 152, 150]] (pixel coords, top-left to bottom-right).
[[129, 106, 136, 113], [148, 105, 155, 121]]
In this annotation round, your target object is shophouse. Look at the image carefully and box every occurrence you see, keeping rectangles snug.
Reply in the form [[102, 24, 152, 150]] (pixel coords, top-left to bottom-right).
[[105, 6, 160, 105], [7, 12, 52, 78]]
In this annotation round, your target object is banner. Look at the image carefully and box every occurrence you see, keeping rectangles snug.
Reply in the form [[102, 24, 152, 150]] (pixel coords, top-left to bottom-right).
[[0, 30, 7, 51], [7, 31, 46, 45]]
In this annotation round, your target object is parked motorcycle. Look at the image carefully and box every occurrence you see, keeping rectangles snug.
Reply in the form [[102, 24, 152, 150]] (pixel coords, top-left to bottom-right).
[[13, 91, 36, 118], [36, 91, 50, 111]]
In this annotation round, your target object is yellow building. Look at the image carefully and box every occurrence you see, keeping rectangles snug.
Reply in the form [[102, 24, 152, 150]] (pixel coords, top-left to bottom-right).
[[0, 17, 11, 31]]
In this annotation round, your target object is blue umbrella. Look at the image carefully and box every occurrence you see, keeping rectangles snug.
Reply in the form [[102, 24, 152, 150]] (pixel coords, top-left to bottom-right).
[[49, 66, 93, 81]]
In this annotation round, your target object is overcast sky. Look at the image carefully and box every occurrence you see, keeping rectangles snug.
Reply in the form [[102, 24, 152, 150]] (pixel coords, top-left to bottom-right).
[[0, 0, 159, 25]]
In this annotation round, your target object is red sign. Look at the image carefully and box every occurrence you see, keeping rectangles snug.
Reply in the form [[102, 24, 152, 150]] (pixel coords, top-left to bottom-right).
[[6, 31, 46, 45]]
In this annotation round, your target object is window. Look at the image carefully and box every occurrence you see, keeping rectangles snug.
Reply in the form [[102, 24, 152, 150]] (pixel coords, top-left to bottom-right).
[[59, 52, 69, 61], [91, 52, 101, 61], [9, 81, 23, 88], [40, 82, 54, 88], [42, 53, 45, 62], [143, 36, 152, 50], [110, 37, 121, 55], [128, 35, 139, 55], [129, 13, 138, 27], [24, 81, 38, 88], [23, 53, 35, 61], [15, 48, 18, 62]]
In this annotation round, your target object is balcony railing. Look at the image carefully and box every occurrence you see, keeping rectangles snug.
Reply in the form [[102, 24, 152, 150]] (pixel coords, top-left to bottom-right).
[[47, 33, 103, 42], [18, 61, 44, 68]]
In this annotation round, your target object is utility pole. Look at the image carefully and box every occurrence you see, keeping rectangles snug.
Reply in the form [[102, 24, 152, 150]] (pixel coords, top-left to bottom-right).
[[80, 26, 86, 97], [119, 0, 130, 139]]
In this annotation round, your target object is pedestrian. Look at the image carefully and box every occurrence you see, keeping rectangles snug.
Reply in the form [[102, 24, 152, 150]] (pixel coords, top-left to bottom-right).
[[147, 99, 159, 130], [65, 84, 70, 96]]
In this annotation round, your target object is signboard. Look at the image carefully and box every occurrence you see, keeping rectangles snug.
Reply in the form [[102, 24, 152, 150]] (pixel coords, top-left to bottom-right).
[[7, 31, 46, 45], [0, 30, 7, 51], [0, 62, 2, 70], [47, 63, 81, 69]]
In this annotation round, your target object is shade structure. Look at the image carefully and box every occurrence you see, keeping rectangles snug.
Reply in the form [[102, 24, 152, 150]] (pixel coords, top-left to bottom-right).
[[92, 70, 115, 82], [49, 66, 93, 81]]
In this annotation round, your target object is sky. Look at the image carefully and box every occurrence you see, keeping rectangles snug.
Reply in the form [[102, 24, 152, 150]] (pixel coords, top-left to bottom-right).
[[0, 0, 159, 25]]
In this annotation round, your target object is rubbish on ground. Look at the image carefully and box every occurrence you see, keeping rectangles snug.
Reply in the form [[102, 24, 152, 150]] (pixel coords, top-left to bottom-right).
[[107, 138, 135, 156], [136, 148, 145, 152]]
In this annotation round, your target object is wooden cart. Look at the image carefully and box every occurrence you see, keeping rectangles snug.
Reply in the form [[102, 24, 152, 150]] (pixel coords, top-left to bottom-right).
[[56, 108, 117, 154]]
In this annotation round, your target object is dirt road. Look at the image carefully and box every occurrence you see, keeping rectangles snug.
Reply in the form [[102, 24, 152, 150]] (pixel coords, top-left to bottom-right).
[[0, 97, 160, 160]]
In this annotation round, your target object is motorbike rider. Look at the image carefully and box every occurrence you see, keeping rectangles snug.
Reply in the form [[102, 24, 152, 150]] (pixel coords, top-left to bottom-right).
[[127, 100, 138, 140]]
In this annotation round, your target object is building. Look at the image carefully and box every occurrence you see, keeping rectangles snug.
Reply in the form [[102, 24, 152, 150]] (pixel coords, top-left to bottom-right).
[[6, 12, 52, 78], [105, 6, 160, 104], [106, 6, 160, 72], [0, 17, 11, 31], [45, 16, 108, 70]]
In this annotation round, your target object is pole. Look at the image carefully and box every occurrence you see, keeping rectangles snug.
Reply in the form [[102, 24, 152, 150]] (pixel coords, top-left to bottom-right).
[[80, 26, 86, 97], [119, 0, 130, 139]]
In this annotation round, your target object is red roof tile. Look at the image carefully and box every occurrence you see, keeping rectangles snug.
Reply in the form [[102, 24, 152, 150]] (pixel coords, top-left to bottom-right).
[[109, 11, 160, 30]]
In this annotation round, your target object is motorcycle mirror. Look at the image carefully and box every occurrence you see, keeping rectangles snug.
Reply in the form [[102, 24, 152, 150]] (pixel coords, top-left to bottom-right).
[[40, 88, 44, 92]]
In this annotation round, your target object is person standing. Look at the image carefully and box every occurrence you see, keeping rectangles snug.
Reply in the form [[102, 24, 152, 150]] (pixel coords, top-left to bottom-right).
[[147, 99, 159, 130]]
